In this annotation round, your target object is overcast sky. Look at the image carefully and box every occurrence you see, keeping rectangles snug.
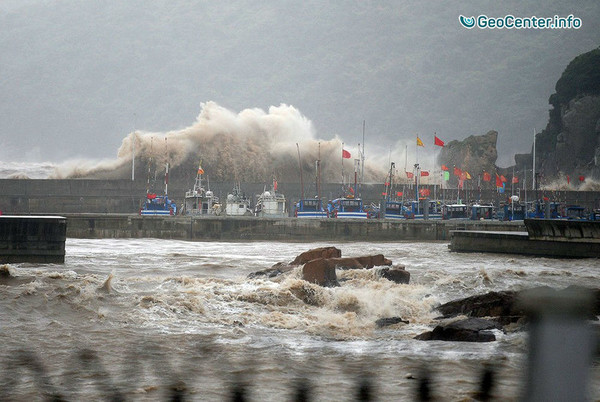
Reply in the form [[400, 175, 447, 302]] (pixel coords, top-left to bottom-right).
[[1, 0, 598, 168]]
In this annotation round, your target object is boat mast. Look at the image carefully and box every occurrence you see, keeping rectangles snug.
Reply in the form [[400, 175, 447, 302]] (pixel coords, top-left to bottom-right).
[[341, 142, 345, 192], [131, 131, 136, 182], [386, 162, 395, 202], [532, 128, 536, 192], [296, 143, 305, 200], [361, 120, 365, 194], [146, 137, 153, 195], [164, 137, 169, 196], [317, 142, 322, 203]]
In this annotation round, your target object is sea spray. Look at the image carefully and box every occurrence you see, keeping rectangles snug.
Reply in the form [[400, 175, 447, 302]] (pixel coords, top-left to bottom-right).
[[49, 102, 386, 183]]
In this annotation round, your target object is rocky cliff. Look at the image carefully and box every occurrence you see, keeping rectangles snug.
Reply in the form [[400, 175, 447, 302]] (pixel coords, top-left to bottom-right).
[[516, 47, 600, 184], [437, 130, 499, 183]]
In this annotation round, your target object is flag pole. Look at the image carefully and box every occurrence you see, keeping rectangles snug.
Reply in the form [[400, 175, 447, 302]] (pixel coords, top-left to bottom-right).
[[532, 128, 536, 192]]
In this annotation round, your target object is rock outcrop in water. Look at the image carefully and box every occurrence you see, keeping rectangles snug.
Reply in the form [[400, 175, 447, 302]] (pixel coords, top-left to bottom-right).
[[248, 247, 405, 288]]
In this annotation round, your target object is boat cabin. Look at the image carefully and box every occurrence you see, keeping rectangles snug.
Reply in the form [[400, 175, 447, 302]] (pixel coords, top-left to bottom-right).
[[442, 204, 468, 220], [295, 198, 327, 218], [471, 204, 494, 220]]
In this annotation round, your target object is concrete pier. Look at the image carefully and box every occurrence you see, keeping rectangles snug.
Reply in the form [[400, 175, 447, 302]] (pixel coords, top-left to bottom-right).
[[64, 214, 526, 241], [0, 216, 67, 263], [449, 219, 600, 258]]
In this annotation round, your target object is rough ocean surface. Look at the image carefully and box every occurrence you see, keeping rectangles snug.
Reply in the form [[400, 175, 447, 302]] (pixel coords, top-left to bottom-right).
[[1, 239, 599, 400]]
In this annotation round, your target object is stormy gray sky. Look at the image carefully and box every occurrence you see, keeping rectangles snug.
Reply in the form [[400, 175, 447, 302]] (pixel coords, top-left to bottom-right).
[[1, 0, 599, 169]]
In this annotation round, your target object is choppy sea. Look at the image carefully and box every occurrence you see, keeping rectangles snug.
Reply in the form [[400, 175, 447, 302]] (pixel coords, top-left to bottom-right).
[[1, 239, 598, 400]]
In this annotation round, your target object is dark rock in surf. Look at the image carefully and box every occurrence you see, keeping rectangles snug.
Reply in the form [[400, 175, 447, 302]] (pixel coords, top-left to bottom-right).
[[375, 317, 409, 327], [415, 318, 500, 342], [247, 262, 294, 279], [378, 265, 410, 284], [436, 291, 523, 319]]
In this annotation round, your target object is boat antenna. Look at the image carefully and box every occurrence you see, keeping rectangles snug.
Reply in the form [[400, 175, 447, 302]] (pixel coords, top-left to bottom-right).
[[341, 142, 345, 191], [296, 143, 305, 200], [532, 128, 536, 193], [147, 136, 153, 195], [164, 137, 169, 196], [132, 113, 136, 182], [317, 142, 322, 202], [361, 120, 365, 193]]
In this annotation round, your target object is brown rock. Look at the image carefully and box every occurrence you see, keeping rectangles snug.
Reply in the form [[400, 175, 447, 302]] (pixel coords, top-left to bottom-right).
[[302, 258, 339, 287], [291, 247, 342, 265], [326, 257, 363, 270], [354, 254, 392, 268]]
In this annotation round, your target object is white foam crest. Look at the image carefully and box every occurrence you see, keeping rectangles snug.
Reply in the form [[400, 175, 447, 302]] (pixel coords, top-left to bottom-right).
[[50, 101, 387, 182]]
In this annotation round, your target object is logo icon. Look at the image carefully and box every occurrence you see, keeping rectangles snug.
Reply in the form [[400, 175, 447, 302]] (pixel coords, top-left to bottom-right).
[[459, 15, 476, 29]]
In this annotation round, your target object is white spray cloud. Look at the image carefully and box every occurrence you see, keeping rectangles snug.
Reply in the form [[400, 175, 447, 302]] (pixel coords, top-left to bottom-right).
[[51, 102, 387, 182]]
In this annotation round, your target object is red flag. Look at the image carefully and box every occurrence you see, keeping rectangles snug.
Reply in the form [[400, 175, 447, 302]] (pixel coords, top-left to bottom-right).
[[483, 172, 491, 182], [495, 174, 502, 187], [434, 135, 445, 147], [441, 165, 449, 171], [381, 192, 387, 196], [567, 175, 570, 184], [273, 180, 278, 191], [500, 175, 507, 182], [342, 149, 351, 159], [348, 186, 355, 194], [420, 171, 429, 177], [419, 188, 431, 197], [406, 172, 414, 179], [579, 175, 585, 182], [453, 167, 462, 177], [396, 191, 403, 197], [512, 176, 519, 184]]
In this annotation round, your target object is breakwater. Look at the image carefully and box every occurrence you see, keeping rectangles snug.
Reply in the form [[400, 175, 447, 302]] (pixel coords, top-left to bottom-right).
[[64, 214, 525, 241], [1, 179, 599, 215], [0, 215, 67, 263], [449, 219, 600, 258]]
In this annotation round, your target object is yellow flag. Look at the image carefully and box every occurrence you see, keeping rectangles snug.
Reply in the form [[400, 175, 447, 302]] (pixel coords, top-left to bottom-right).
[[465, 171, 472, 179], [416, 136, 424, 147]]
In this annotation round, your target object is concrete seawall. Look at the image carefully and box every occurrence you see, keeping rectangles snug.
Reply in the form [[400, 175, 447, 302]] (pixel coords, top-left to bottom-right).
[[449, 219, 600, 258], [0, 216, 67, 263], [64, 214, 526, 241]]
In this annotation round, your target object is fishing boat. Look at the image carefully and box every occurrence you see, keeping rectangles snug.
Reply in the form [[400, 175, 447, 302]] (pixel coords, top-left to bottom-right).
[[382, 162, 407, 219], [471, 204, 495, 220], [140, 145, 177, 216], [294, 198, 328, 218], [225, 183, 252, 216], [141, 193, 177, 216], [255, 179, 287, 218], [382, 200, 406, 219], [328, 196, 368, 219], [183, 162, 221, 216], [329, 144, 369, 219], [294, 144, 328, 218], [442, 204, 469, 220]]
